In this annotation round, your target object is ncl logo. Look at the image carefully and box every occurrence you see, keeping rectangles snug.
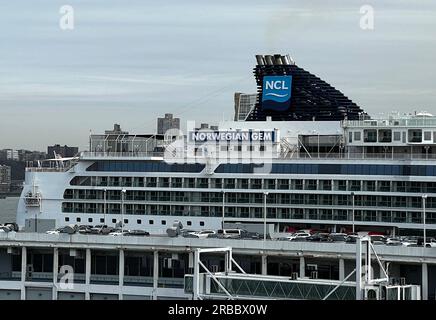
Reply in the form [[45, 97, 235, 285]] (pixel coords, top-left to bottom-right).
[[261, 76, 292, 111]]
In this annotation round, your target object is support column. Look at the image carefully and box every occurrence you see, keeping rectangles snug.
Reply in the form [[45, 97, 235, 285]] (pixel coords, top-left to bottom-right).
[[153, 250, 159, 300], [261, 255, 267, 275], [85, 248, 91, 300], [118, 249, 124, 300], [20, 246, 27, 300], [52, 248, 59, 300], [355, 238, 362, 300], [422, 263, 428, 300], [299, 256, 305, 278], [339, 258, 345, 281], [379, 261, 386, 279], [193, 250, 200, 300]]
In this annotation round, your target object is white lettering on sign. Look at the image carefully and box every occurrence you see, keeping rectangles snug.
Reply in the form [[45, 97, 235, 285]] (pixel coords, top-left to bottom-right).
[[265, 81, 289, 90]]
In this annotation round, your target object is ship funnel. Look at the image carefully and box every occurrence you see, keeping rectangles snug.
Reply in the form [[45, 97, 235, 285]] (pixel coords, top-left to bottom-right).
[[255, 55, 265, 65], [280, 55, 289, 65], [264, 55, 274, 65], [286, 54, 295, 65], [274, 54, 283, 65]]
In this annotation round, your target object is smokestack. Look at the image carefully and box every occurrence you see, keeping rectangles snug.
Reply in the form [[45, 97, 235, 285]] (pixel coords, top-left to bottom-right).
[[255, 55, 265, 65], [286, 54, 295, 65], [280, 55, 289, 65], [274, 54, 283, 65], [264, 55, 274, 65]]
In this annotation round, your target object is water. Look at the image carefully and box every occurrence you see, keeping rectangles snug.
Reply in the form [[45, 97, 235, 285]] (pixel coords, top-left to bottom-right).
[[0, 197, 18, 223]]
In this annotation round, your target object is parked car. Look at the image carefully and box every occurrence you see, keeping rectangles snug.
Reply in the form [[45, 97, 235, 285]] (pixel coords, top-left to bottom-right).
[[125, 230, 150, 237], [401, 237, 418, 247], [78, 225, 93, 234], [425, 238, 436, 248], [108, 229, 130, 236], [216, 229, 245, 239], [181, 229, 197, 237], [370, 235, 387, 245], [240, 230, 262, 240], [386, 237, 402, 246], [328, 233, 348, 242], [46, 228, 62, 235], [345, 235, 359, 243], [185, 230, 216, 239], [91, 225, 115, 235], [284, 232, 311, 241], [306, 233, 331, 242]]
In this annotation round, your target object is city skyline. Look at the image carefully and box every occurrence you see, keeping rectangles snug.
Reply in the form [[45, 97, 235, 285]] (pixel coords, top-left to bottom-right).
[[1, 0, 436, 150]]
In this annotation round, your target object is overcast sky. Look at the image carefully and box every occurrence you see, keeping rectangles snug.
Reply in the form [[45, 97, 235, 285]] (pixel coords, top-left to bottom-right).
[[1, 0, 435, 151]]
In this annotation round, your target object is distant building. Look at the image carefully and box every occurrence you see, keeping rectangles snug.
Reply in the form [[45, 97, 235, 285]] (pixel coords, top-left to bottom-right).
[[47, 144, 79, 158], [17, 149, 47, 162], [157, 113, 180, 135], [3, 149, 19, 161], [234, 92, 257, 121], [0, 165, 11, 193], [194, 123, 218, 131]]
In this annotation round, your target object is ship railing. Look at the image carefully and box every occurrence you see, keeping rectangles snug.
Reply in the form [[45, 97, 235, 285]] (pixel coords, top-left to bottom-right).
[[282, 153, 436, 161], [343, 118, 436, 128], [79, 151, 436, 161], [80, 151, 164, 158], [25, 159, 78, 172]]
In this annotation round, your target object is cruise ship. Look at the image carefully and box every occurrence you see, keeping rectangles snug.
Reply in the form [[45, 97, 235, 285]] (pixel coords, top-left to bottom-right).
[[1, 54, 435, 300], [17, 54, 436, 237]]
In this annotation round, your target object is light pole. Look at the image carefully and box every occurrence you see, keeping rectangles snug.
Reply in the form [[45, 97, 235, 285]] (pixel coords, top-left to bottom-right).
[[221, 190, 225, 230], [103, 188, 107, 225], [423, 194, 427, 247], [121, 189, 126, 234], [351, 192, 355, 234], [263, 191, 269, 242]]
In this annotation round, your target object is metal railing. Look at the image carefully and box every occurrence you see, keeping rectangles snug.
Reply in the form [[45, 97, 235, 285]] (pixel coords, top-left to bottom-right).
[[343, 118, 436, 128], [77, 151, 436, 161], [81, 151, 164, 158]]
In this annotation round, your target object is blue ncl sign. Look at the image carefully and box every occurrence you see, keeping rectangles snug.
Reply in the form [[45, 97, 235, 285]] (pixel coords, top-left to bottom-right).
[[261, 75, 292, 111]]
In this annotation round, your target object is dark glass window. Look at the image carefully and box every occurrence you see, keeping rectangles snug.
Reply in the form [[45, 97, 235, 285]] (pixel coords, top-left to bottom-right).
[[87, 161, 205, 173]]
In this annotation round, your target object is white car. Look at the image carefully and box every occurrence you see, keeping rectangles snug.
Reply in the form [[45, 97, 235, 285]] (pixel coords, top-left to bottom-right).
[[425, 239, 436, 248], [386, 237, 402, 246], [108, 230, 129, 236], [46, 229, 61, 235], [286, 232, 311, 241], [187, 230, 216, 239]]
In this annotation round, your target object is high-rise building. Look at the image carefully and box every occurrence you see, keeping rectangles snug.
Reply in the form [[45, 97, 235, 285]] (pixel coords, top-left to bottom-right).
[[47, 144, 79, 158], [4, 149, 19, 161], [0, 165, 11, 193], [157, 113, 180, 135], [234, 92, 257, 121]]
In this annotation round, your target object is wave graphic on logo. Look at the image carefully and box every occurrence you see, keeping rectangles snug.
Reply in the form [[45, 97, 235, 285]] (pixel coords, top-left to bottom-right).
[[265, 93, 288, 98]]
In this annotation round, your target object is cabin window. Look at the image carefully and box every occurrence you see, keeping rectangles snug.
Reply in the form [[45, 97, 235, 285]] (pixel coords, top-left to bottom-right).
[[408, 129, 422, 143], [354, 132, 361, 141]]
